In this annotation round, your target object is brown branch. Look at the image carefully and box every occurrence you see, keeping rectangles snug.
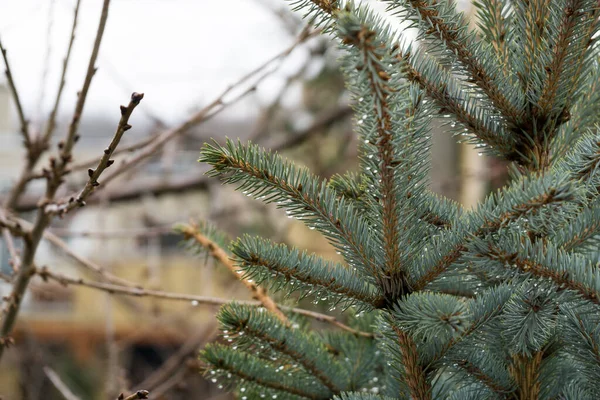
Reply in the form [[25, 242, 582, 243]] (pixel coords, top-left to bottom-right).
[[41, 0, 82, 145], [15, 174, 210, 212], [509, 352, 542, 400], [0, 211, 27, 238], [43, 366, 81, 400], [57, 0, 110, 176], [0, 36, 30, 148], [117, 390, 149, 400], [48, 92, 144, 216], [394, 326, 431, 400], [15, 104, 352, 213], [136, 323, 218, 390], [36, 267, 372, 337], [179, 223, 289, 325]]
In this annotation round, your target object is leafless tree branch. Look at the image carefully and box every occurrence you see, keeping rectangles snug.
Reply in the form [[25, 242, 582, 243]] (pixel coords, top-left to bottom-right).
[[43, 366, 81, 400]]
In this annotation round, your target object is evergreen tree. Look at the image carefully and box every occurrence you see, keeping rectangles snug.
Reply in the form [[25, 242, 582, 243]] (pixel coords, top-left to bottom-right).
[[194, 0, 600, 398]]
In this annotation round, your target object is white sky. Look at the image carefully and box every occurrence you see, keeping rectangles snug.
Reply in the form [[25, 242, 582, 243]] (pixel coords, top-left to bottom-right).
[[0, 0, 413, 130], [0, 0, 303, 127]]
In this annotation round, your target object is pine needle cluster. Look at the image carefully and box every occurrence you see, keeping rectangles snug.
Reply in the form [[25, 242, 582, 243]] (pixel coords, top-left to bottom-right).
[[193, 0, 600, 398]]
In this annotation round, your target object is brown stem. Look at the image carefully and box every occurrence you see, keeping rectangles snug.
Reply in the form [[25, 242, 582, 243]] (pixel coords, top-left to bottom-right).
[[48, 92, 144, 216], [180, 223, 289, 325], [0, 36, 30, 148], [117, 390, 149, 400], [509, 352, 543, 400], [41, 0, 82, 145], [36, 267, 372, 337], [394, 327, 431, 399]]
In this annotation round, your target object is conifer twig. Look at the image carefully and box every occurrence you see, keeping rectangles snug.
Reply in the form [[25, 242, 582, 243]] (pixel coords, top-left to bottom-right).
[[412, 186, 568, 290], [394, 326, 432, 399], [179, 223, 289, 324], [404, 0, 523, 123], [343, 21, 408, 299]]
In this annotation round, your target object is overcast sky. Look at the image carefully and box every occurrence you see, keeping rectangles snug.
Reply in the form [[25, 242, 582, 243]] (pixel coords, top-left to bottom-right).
[[0, 0, 310, 128], [0, 0, 425, 132]]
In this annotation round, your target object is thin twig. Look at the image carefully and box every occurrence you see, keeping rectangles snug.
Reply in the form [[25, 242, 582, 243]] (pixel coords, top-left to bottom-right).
[[36, 0, 57, 120], [117, 390, 149, 400], [136, 324, 218, 390], [0, 1, 117, 359], [180, 222, 289, 324], [43, 366, 81, 400], [0, 36, 30, 147], [48, 92, 144, 215], [41, 0, 82, 145], [38, 267, 374, 337]]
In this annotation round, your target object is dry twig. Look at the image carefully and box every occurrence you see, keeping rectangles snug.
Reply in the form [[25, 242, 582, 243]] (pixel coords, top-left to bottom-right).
[[180, 222, 289, 324], [43, 366, 81, 400], [0, 36, 30, 148], [117, 390, 149, 400], [37, 267, 374, 337]]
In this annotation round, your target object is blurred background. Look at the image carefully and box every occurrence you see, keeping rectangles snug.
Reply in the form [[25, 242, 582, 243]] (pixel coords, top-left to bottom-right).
[[0, 0, 506, 398]]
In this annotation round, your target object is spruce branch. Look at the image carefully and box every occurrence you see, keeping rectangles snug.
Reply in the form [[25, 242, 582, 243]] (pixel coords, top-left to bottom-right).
[[393, 326, 432, 400], [336, 10, 408, 297], [508, 351, 543, 400], [387, 0, 524, 124], [199, 139, 382, 285], [425, 284, 515, 369], [232, 235, 382, 308], [535, 0, 587, 120], [177, 223, 289, 324], [218, 303, 346, 394], [481, 237, 600, 305], [400, 52, 519, 161], [411, 174, 573, 290], [203, 344, 329, 399], [474, 0, 511, 74], [455, 359, 511, 395]]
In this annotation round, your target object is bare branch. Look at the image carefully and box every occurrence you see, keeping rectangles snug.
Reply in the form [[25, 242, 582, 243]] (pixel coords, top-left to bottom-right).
[[0, 210, 27, 238], [0, 3, 130, 355], [37, 267, 374, 337], [48, 92, 144, 215], [43, 366, 81, 400], [117, 390, 149, 400], [180, 222, 289, 324], [0, 36, 30, 147], [41, 0, 82, 145]]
